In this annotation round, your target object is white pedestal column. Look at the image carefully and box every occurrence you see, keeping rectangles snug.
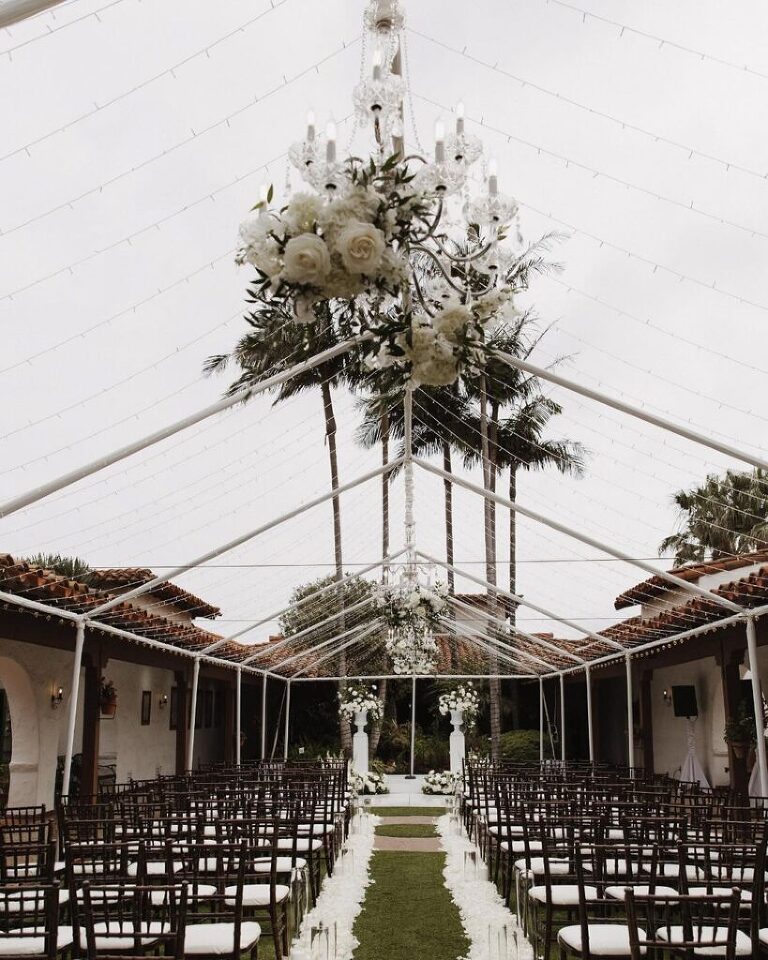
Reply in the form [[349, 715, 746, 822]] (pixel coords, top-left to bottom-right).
[[449, 709, 465, 775], [352, 709, 369, 776]]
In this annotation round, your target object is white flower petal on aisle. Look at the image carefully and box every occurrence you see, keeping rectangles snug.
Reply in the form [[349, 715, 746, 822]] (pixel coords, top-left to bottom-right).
[[437, 814, 533, 960], [290, 813, 380, 960]]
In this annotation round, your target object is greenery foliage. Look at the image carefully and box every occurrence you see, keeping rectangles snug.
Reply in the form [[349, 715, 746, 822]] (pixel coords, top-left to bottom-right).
[[660, 469, 768, 565], [498, 728, 551, 763]]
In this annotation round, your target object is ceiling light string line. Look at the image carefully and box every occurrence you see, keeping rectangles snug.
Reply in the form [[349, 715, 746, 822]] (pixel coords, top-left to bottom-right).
[[0, 312, 242, 441], [0, 43, 358, 241], [448, 362, 768, 538], [414, 91, 768, 241], [540, 327, 768, 429], [0, 0, 297, 164], [543, 276, 768, 378], [0, 249, 234, 373], [540, 0, 768, 83], [410, 391, 768, 586], [0, 332, 371, 519], [81, 456, 403, 621], [0, 0, 126, 56], [79, 407, 388, 565], [520, 198, 768, 316], [7, 473, 394, 633], [0, 321, 328, 488], [92, 558, 673, 569], [113, 446, 392, 586], [415, 458, 745, 614], [409, 29, 768, 181], [1, 343, 356, 545], [406, 402, 710, 625], [43, 427, 383, 568]]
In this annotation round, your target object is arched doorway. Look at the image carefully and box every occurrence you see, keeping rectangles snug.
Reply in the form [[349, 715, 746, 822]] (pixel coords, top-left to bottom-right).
[[0, 656, 40, 808]]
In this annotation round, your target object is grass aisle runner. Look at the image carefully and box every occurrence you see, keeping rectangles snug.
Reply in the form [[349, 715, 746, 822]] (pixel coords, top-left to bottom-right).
[[352, 809, 470, 960]]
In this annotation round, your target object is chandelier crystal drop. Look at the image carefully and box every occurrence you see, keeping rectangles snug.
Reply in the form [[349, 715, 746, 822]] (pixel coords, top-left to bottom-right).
[[238, 0, 525, 390]]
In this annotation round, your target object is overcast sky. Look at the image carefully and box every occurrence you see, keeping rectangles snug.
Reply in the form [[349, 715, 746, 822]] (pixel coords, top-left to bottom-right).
[[1, 0, 767, 648]]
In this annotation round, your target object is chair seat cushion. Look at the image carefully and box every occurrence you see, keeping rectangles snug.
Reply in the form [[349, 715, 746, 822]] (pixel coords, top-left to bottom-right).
[[528, 883, 598, 905], [656, 925, 751, 956], [759, 928, 768, 947], [514, 857, 569, 877], [0, 928, 74, 956], [605, 885, 678, 901], [277, 837, 323, 852], [127, 860, 183, 877], [224, 883, 290, 906], [91, 921, 168, 950], [253, 856, 306, 874], [558, 924, 645, 956], [0, 888, 69, 911], [150, 884, 216, 905], [688, 887, 752, 903], [184, 921, 261, 955], [501, 840, 542, 853]]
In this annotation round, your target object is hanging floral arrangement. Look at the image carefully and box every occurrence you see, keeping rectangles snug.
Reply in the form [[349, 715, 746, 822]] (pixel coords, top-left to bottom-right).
[[374, 579, 448, 674]]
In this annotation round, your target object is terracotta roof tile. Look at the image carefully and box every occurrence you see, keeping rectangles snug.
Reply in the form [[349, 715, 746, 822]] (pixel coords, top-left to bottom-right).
[[88, 568, 221, 619]]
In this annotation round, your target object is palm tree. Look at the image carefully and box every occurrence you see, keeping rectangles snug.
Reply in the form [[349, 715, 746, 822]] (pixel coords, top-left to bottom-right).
[[205, 301, 360, 752], [660, 469, 768, 565], [463, 317, 585, 756]]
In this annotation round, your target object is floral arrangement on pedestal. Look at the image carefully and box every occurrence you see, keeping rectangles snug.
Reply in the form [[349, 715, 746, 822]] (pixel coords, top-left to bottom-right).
[[351, 769, 389, 796], [338, 683, 383, 723], [438, 682, 480, 725], [422, 770, 460, 795], [374, 578, 448, 674]]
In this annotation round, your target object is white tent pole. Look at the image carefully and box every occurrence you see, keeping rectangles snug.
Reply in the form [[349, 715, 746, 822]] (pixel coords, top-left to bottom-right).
[[492, 349, 768, 472], [62, 620, 85, 796], [415, 459, 744, 614], [235, 667, 242, 767], [447, 596, 567, 669], [240, 597, 376, 665], [539, 677, 544, 763], [0, 336, 370, 520], [586, 665, 595, 764], [260, 673, 268, 760], [186, 658, 201, 772], [417, 551, 619, 653], [625, 655, 635, 774], [560, 673, 566, 763], [89, 458, 403, 617], [408, 676, 417, 778], [745, 616, 768, 797], [0, 0, 67, 28], [283, 681, 291, 762], [206, 551, 406, 650]]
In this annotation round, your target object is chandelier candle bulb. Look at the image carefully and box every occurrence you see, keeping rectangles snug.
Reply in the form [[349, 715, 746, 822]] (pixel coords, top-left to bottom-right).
[[456, 101, 465, 136], [326, 121, 337, 162], [372, 47, 383, 81], [306, 110, 316, 142], [488, 158, 498, 197], [434, 119, 446, 162]]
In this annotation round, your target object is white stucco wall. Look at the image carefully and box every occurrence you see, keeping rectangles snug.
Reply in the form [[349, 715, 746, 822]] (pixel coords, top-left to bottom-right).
[[0, 635, 226, 807]]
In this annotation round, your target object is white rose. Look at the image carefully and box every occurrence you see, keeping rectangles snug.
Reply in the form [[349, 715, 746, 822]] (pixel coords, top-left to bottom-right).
[[237, 213, 283, 276], [335, 221, 386, 276], [283, 193, 324, 235], [434, 303, 472, 344], [282, 234, 331, 287]]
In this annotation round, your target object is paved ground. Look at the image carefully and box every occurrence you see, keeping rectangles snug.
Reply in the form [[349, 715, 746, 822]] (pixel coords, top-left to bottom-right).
[[374, 813, 442, 852]]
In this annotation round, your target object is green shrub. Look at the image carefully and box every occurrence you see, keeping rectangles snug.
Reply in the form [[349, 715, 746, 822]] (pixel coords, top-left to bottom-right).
[[499, 729, 550, 763]]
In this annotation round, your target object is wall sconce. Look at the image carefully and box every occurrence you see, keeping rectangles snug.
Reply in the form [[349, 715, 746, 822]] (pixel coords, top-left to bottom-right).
[[662, 689, 672, 707], [158, 693, 169, 710], [51, 685, 64, 709], [739, 662, 753, 681]]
